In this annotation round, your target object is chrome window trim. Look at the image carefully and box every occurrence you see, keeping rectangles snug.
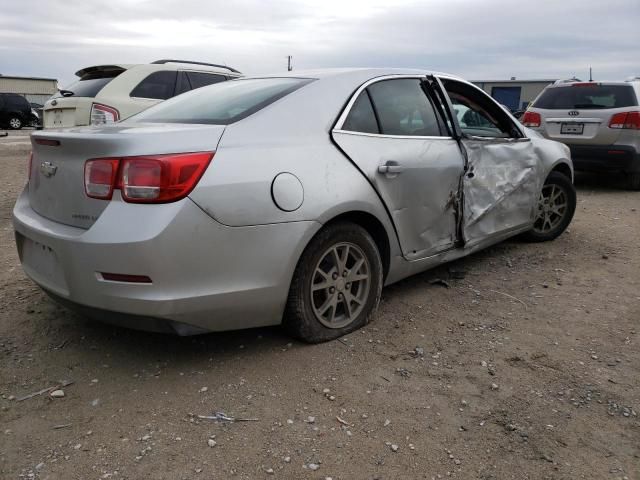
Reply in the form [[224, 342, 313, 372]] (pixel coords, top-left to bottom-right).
[[463, 134, 532, 143], [333, 129, 454, 141], [333, 74, 449, 138]]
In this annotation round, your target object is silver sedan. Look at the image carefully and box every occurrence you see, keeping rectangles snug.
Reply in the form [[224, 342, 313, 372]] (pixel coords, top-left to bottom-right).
[[13, 69, 576, 342]]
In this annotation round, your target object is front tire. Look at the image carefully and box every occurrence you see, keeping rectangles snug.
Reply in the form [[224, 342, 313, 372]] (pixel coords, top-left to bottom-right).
[[284, 222, 383, 343], [8, 117, 23, 130], [521, 171, 576, 242]]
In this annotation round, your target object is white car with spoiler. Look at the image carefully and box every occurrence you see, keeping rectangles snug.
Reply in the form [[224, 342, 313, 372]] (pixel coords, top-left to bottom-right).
[[42, 59, 242, 129]]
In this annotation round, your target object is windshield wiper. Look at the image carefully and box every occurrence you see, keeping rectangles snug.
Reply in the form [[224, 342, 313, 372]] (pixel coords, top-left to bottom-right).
[[58, 89, 75, 97]]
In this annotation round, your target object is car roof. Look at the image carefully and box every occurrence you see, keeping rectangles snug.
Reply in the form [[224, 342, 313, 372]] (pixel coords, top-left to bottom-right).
[[242, 67, 469, 87], [75, 62, 240, 78], [547, 80, 638, 88]]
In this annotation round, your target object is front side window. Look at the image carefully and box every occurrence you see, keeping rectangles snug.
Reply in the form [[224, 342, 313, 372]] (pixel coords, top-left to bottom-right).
[[129, 77, 313, 125], [130, 71, 178, 100], [444, 80, 522, 138], [368, 79, 442, 136], [451, 96, 504, 136]]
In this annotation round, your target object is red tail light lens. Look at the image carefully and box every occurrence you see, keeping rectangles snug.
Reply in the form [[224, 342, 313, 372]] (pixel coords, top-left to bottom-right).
[[609, 111, 640, 130], [84, 158, 120, 199], [122, 158, 162, 201], [522, 111, 541, 127], [83, 152, 213, 203], [121, 152, 213, 203]]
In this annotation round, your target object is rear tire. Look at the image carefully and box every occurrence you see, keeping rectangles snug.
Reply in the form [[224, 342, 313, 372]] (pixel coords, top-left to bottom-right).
[[8, 117, 22, 130], [521, 171, 576, 242], [284, 222, 383, 343]]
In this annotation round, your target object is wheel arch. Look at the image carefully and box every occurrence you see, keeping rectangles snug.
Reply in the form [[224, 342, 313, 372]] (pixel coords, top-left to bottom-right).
[[549, 161, 573, 182]]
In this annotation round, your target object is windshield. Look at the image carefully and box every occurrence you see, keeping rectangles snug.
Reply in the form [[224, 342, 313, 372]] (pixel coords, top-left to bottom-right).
[[129, 77, 314, 125], [533, 84, 638, 109]]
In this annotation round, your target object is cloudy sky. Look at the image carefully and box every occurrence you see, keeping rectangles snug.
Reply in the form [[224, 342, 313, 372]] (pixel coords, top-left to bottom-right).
[[1, 0, 638, 86]]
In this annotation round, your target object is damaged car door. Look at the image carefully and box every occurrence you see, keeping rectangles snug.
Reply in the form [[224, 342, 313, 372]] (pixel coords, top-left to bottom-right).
[[332, 77, 465, 260], [440, 78, 543, 246]]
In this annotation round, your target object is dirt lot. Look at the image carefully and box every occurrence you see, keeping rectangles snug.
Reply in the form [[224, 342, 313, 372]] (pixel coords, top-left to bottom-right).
[[1, 131, 638, 480]]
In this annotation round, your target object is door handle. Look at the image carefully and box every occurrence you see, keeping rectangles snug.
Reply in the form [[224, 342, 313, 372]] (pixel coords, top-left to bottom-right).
[[378, 162, 404, 174]]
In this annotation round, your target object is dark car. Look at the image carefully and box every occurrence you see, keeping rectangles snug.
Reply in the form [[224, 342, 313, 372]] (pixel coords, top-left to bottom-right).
[[30, 102, 44, 127], [0, 93, 32, 129]]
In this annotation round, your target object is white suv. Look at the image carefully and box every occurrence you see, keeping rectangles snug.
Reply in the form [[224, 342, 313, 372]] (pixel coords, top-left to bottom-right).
[[523, 78, 640, 189], [42, 60, 242, 128]]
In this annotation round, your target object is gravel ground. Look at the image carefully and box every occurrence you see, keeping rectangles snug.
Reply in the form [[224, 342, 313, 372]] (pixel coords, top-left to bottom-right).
[[1, 132, 638, 479]]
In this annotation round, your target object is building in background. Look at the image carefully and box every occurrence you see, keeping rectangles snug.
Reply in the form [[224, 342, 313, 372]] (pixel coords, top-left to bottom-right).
[[0, 75, 58, 104], [472, 78, 557, 112]]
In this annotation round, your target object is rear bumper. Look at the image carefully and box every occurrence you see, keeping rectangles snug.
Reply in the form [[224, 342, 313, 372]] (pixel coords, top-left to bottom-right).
[[13, 188, 320, 334], [567, 144, 640, 173]]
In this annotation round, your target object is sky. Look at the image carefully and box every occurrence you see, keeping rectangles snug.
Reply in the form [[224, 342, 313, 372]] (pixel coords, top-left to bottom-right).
[[1, 0, 639, 87]]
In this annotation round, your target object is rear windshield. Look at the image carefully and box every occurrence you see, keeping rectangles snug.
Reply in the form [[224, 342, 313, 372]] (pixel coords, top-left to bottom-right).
[[533, 84, 638, 109], [53, 74, 121, 98], [129, 78, 313, 125]]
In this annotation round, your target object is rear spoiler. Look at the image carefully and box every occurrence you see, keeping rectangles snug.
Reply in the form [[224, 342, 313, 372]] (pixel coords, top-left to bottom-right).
[[75, 65, 130, 78]]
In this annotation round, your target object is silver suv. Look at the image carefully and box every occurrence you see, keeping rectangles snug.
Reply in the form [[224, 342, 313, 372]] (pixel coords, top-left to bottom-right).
[[523, 79, 640, 189]]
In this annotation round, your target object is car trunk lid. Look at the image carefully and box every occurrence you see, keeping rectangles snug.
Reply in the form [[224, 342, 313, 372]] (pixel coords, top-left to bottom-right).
[[541, 108, 625, 145], [43, 97, 94, 128], [28, 123, 226, 229]]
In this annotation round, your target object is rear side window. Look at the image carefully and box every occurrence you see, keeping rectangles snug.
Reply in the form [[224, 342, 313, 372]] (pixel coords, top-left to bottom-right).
[[534, 84, 638, 109], [186, 72, 227, 90], [129, 78, 313, 125], [368, 79, 442, 136], [6, 95, 30, 109], [130, 71, 178, 100], [342, 92, 379, 134], [55, 76, 118, 98]]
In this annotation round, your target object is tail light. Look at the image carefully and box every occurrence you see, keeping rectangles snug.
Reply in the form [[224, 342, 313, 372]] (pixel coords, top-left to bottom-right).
[[83, 152, 213, 203], [522, 111, 541, 127], [609, 111, 640, 130], [90, 103, 119, 125], [85, 158, 120, 199]]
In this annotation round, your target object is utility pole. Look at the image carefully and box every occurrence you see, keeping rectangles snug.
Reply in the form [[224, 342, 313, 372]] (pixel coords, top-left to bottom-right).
[[589, 66, 593, 82], [287, 55, 293, 72]]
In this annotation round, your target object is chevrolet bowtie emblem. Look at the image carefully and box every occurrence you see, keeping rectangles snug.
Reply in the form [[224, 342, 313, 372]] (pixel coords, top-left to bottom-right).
[[40, 161, 58, 177]]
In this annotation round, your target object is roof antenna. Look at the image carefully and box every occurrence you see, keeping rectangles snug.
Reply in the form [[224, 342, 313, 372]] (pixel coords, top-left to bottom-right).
[[589, 66, 593, 82], [287, 55, 293, 72]]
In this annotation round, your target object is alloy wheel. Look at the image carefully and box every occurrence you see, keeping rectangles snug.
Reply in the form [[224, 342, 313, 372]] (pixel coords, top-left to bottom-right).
[[9, 118, 21, 129], [533, 183, 568, 234], [310, 242, 371, 329]]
